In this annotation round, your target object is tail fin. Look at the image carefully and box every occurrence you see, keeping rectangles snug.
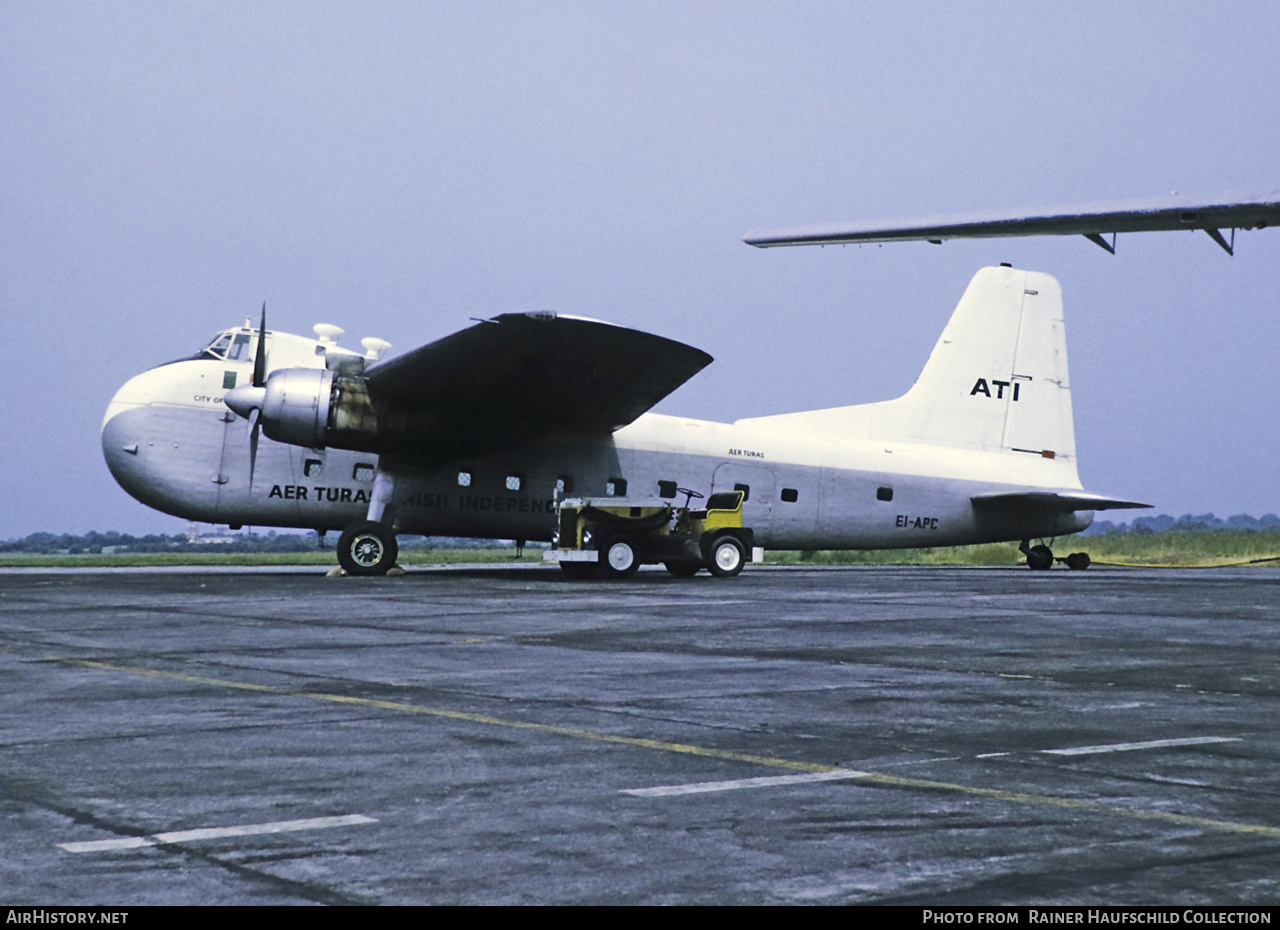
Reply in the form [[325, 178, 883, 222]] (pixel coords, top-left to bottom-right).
[[737, 265, 1077, 461]]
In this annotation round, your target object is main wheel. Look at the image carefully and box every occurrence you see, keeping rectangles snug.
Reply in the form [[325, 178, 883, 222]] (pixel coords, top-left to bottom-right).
[[599, 535, 642, 579], [1025, 544, 1053, 571], [707, 534, 746, 577], [337, 521, 398, 576], [664, 560, 701, 578]]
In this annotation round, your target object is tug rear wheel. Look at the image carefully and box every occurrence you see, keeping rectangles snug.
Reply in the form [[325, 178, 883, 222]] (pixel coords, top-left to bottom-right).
[[707, 535, 746, 578]]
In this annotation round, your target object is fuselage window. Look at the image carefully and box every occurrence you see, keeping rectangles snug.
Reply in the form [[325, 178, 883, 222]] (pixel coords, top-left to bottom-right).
[[606, 478, 627, 497], [877, 486, 894, 502], [734, 482, 750, 502], [222, 371, 237, 390], [457, 471, 472, 487], [657, 480, 677, 499], [354, 464, 375, 482], [304, 459, 323, 478], [505, 474, 523, 491], [555, 475, 574, 495], [781, 487, 799, 503]]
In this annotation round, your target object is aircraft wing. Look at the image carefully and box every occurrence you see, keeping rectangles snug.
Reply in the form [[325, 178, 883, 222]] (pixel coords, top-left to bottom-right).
[[971, 490, 1151, 512], [363, 312, 712, 455], [744, 190, 1280, 254]]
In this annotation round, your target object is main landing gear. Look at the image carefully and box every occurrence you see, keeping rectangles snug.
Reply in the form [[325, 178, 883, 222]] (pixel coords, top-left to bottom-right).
[[1019, 540, 1091, 571], [336, 466, 402, 576]]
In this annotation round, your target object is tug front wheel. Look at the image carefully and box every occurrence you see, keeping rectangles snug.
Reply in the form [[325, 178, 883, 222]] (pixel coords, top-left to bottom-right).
[[337, 521, 398, 576], [599, 535, 642, 579]]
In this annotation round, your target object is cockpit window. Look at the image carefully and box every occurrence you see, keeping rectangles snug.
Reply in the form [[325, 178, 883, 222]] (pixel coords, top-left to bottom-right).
[[160, 329, 258, 368], [203, 333, 233, 359], [227, 333, 252, 361], [199, 331, 255, 362]]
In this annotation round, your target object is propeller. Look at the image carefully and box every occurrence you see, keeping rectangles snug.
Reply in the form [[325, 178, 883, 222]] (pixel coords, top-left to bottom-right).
[[252, 301, 268, 387], [246, 303, 268, 483], [246, 406, 261, 485], [224, 304, 270, 485]]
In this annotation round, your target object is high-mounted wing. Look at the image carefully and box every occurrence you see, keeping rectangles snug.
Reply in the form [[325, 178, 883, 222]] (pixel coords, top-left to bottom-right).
[[744, 190, 1280, 255], [363, 312, 712, 455], [971, 490, 1151, 512]]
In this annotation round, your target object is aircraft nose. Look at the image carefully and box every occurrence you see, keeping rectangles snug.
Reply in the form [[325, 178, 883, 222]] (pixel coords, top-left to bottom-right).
[[102, 372, 157, 501], [101, 364, 226, 521], [224, 384, 266, 420], [101, 410, 142, 483]]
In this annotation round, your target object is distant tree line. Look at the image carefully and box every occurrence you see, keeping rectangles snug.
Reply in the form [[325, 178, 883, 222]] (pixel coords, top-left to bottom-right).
[[1084, 513, 1280, 536], [0, 530, 314, 555]]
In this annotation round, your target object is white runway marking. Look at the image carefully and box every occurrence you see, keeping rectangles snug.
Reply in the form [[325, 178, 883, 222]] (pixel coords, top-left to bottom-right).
[[1043, 736, 1241, 757], [622, 769, 870, 797], [59, 814, 376, 853]]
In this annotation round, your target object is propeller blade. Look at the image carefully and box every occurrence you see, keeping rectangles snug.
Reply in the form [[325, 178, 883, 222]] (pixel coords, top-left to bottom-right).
[[252, 302, 268, 388], [247, 406, 261, 486]]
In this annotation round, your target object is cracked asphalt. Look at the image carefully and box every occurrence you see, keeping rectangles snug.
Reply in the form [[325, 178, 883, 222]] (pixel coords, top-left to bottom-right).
[[2, 564, 1278, 904]]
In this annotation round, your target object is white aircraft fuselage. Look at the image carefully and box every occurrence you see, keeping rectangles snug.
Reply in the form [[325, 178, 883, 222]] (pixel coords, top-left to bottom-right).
[[103, 266, 1144, 561]]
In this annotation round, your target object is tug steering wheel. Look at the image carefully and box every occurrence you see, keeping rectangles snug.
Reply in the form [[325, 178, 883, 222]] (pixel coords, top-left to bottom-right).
[[676, 487, 704, 508]]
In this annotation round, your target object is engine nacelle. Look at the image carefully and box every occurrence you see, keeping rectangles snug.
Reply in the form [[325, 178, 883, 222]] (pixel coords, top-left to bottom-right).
[[225, 367, 383, 452], [259, 368, 334, 448]]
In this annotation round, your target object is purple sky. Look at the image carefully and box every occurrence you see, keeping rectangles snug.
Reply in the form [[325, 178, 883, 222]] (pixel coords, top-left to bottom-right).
[[3, 1, 1278, 537]]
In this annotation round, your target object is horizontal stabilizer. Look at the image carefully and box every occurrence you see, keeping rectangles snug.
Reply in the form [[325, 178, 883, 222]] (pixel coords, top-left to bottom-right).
[[745, 190, 1280, 254], [972, 490, 1151, 512]]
